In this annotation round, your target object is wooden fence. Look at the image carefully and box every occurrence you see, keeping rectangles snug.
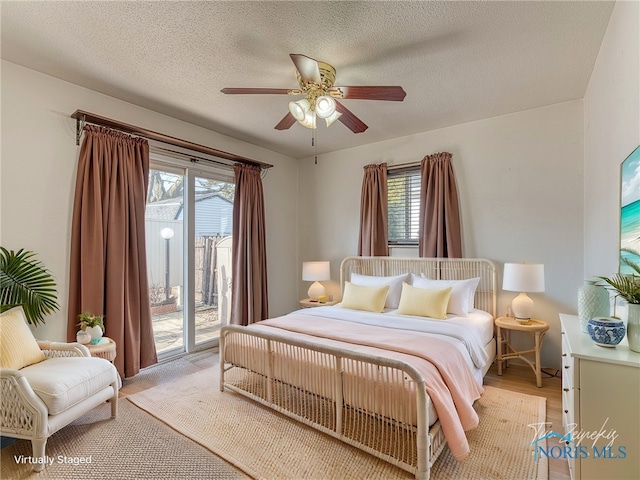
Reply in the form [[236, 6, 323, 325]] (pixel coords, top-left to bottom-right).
[[195, 236, 224, 306]]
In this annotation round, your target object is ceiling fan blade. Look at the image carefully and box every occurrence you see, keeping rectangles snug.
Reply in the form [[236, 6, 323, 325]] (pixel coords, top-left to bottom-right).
[[330, 86, 406, 101], [290, 54, 321, 85], [274, 112, 296, 130], [335, 101, 368, 133], [221, 88, 291, 95]]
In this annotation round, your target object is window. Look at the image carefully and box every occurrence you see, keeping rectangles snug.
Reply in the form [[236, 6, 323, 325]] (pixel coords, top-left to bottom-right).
[[387, 166, 420, 245]]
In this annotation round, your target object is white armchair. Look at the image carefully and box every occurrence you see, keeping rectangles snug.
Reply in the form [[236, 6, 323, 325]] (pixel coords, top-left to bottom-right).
[[0, 307, 120, 472]]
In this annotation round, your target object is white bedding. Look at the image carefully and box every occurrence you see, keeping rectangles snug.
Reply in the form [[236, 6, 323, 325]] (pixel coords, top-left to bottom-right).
[[294, 305, 492, 370]]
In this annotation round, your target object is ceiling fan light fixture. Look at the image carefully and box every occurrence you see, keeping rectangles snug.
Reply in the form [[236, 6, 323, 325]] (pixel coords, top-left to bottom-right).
[[315, 95, 336, 118], [223, 54, 404, 134], [299, 109, 316, 129], [288, 99, 310, 121], [324, 110, 342, 127]]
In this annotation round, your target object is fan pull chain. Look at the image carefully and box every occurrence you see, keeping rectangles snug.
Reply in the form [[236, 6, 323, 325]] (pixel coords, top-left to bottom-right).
[[312, 128, 318, 165]]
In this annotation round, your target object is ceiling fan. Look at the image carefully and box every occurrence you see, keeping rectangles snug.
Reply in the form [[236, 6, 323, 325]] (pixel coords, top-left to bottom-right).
[[221, 54, 406, 134]]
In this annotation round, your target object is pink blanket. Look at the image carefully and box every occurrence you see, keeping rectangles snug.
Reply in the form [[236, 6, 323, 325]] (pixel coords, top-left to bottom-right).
[[253, 314, 484, 461]]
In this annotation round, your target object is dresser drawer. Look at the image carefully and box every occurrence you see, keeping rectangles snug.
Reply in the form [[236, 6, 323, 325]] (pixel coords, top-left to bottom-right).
[[561, 329, 572, 357], [561, 330, 577, 387], [562, 393, 574, 432], [561, 362, 574, 393], [567, 457, 575, 480], [560, 328, 576, 442]]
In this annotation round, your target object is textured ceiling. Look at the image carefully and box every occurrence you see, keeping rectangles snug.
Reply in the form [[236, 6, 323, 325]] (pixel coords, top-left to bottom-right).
[[1, 1, 614, 159]]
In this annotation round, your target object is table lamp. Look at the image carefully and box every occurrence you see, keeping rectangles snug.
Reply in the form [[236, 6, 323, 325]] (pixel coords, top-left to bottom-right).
[[502, 263, 545, 322], [302, 261, 330, 301]]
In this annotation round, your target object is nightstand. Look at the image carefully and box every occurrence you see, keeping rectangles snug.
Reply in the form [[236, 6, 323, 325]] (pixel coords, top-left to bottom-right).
[[495, 316, 549, 387], [299, 298, 339, 308], [85, 337, 117, 363]]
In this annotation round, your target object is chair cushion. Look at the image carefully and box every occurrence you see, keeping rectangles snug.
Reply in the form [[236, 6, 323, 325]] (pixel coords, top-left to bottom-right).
[[0, 306, 45, 370], [19, 357, 119, 415]]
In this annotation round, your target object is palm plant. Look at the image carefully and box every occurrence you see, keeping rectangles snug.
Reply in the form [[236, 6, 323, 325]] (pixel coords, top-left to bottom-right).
[[598, 255, 640, 305], [0, 247, 60, 326]]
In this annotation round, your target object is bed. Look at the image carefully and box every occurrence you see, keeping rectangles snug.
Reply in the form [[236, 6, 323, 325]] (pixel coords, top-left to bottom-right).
[[220, 256, 497, 480]]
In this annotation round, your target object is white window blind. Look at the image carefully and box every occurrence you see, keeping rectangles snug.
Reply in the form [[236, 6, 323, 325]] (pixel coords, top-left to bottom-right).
[[387, 166, 421, 245]]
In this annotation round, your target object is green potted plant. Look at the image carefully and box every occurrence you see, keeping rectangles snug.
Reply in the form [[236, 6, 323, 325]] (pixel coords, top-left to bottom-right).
[[598, 256, 640, 352], [0, 247, 59, 326], [77, 312, 105, 341]]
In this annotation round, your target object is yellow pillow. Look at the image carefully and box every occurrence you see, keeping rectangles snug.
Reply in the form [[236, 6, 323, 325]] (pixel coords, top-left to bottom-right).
[[396, 283, 453, 319], [341, 282, 390, 313], [0, 306, 45, 370]]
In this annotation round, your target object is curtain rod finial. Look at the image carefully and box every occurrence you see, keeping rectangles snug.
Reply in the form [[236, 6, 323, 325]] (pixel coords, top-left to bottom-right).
[[75, 114, 86, 146]]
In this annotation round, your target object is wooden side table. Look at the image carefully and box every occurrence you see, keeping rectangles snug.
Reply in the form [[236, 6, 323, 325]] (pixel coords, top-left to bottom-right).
[[495, 317, 549, 387], [85, 337, 117, 363], [299, 298, 339, 308]]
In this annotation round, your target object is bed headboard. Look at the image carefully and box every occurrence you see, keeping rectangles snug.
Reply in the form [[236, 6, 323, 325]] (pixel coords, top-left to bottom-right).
[[340, 256, 497, 317]]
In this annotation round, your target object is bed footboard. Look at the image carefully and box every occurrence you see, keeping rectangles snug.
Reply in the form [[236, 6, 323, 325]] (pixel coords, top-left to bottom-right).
[[220, 325, 447, 480]]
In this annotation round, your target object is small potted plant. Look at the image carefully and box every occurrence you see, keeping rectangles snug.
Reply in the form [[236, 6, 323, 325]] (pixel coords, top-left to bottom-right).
[[77, 312, 105, 341], [597, 256, 640, 352]]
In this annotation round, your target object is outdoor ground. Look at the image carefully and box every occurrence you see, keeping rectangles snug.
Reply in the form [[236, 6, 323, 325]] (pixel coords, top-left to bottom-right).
[[152, 306, 221, 353]]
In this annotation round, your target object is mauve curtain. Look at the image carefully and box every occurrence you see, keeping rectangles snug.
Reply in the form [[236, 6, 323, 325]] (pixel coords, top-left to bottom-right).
[[358, 163, 389, 256], [418, 152, 462, 258], [231, 163, 268, 325], [67, 125, 157, 378]]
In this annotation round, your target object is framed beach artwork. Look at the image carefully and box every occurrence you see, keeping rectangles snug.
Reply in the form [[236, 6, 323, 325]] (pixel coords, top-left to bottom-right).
[[620, 145, 640, 273]]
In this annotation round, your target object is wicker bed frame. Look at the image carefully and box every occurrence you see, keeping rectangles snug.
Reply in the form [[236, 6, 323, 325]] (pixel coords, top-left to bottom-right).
[[220, 256, 497, 480]]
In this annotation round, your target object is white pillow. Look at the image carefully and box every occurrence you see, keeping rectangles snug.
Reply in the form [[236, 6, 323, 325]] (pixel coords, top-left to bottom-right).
[[350, 273, 409, 309], [411, 275, 480, 316]]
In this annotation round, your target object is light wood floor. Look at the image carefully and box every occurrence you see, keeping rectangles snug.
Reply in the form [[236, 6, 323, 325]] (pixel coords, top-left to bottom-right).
[[121, 354, 570, 479], [484, 362, 570, 480]]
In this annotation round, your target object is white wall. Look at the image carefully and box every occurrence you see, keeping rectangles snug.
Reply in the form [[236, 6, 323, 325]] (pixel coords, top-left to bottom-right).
[[0, 60, 300, 342], [584, 0, 640, 279], [298, 101, 585, 369]]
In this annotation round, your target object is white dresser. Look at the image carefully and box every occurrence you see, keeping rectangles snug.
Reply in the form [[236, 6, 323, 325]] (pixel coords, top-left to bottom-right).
[[560, 314, 640, 480]]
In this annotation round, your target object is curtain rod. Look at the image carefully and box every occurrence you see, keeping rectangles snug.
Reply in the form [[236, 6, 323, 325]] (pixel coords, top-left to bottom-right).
[[70, 109, 273, 170], [386, 160, 421, 171], [149, 144, 234, 171]]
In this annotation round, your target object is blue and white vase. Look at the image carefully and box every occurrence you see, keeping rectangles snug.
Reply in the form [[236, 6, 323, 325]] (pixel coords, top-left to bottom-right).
[[587, 317, 625, 347]]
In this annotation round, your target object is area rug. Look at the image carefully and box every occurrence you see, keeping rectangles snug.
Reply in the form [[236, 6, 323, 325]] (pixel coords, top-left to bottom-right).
[[128, 365, 548, 480], [0, 398, 248, 480]]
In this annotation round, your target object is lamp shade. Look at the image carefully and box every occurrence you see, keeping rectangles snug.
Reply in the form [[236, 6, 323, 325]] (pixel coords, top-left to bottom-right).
[[324, 110, 342, 127], [502, 263, 545, 292], [302, 261, 330, 281], [315, 95, 336, 118], [289, 99, 310, 121], [299, 109, 316, 129]]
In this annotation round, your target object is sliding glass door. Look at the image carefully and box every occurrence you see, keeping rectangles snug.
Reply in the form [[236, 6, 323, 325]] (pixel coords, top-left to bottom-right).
[[145, 161, 234, 358], [193, 174, 234, 345], [146, 166, 185, 355]]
